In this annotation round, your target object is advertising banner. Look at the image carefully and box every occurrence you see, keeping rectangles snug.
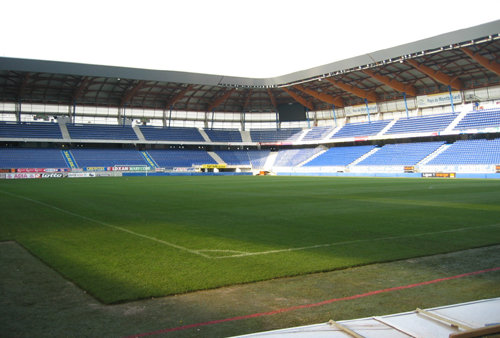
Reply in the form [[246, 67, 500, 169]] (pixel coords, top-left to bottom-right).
[[422, 173, 456, 178], [68, 173, 96, 178], [40, 173, 64, 178], [174, 167, 195, 172], [7, 172, 64, 178], [6, 173, 41, 179], [140, 151, 158, 169], [83, 167, 107, 171], [417, 91, 462, 108], [93, 166, 151, 171], [127, 166, 150, 171], [62, 150, 78, 169], [496, 165, 500, 173], [456, 126, 500, 134], [202, 164, 227, 169], [420, 164, 495, 173], [17, 168, 68, 173], [345, 103, 378, 116]]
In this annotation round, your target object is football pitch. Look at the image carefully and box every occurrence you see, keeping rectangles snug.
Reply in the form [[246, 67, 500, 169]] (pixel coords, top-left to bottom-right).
[[1, 175, 500, 304]]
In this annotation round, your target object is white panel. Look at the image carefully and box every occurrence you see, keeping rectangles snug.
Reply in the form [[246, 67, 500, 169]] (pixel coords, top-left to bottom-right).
[[247, 122, 276, 129], [378, 101, 388, 113], [171, 111, 188, 119], [486, 85, 500, 99], [385, 100, 398, 111], [30, 104, 45, 113], [281, 121, 308, 128], [0, 112, 16, 122], [316, 110, 333, 119], [149, 120, 164, 127], [383, 112, 394, 119], [316, 120, 336, 127], [212, 121, 241, 129], [215, 112, 241, 122], [0, 102, 16, 111], [151, 110, 164, 118]]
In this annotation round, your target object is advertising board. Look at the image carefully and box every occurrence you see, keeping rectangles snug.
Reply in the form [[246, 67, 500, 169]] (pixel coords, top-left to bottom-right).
[[422, 173, 456, 178]]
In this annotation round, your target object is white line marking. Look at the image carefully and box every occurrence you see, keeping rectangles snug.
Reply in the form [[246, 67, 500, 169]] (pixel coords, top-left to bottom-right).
[[208, 223, 500, 259], [353, 197, 500, 211], [3, 190, 499, 260], [197, 249, 249, 254], [0, 189, 211, 258]]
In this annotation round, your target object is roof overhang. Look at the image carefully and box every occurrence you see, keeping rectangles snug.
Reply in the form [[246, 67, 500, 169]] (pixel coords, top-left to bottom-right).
[[1, 20, 499, 89]]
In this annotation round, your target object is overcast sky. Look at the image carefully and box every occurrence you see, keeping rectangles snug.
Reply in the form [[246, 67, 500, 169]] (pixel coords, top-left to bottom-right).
[[1, 1, 499, 78]]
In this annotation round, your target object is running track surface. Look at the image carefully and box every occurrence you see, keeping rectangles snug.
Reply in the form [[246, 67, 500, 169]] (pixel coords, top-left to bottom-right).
[[122, 266, 500, 338]]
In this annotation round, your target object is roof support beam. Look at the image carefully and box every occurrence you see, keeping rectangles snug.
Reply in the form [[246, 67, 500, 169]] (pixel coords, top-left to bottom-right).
[[206, 88, 236, 111], [281, 87, 315, 110], [406, 59, 463, 90], [361, 69, 418, 96], [242, 89, 253, 111], [165, 84, 194, 108], [324, 78, 378, 102], [72, 76, 89, 102], [293, 84, 344, 107], [461, 47, 500, 77], [121, 80, 145, 105], [267, 89, 278, 108], [18, 73, 30, 99]]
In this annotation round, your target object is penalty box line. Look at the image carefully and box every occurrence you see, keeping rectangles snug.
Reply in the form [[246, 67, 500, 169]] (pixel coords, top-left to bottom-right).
[[0, 190, 211, 259], [4, 190, 499, 260], [208, 223, 500, 259]]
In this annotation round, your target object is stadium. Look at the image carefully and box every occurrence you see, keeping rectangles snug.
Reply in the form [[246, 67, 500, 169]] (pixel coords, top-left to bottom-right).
[[1, 6, 500, 337]]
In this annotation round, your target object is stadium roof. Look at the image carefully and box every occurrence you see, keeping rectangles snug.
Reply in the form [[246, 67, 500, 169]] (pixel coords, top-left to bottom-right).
[[1, 19, 500, 114]]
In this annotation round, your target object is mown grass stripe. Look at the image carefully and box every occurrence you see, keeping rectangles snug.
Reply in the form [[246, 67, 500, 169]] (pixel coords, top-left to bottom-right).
[[0, 189, 210, 258], [209, 223, 500, 258]]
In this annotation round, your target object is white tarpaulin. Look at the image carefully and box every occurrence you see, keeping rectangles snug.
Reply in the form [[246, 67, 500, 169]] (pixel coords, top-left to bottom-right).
[[231, 298, 500, 338]]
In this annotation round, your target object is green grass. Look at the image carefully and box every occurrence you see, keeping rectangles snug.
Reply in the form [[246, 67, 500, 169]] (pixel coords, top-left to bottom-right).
[[1, 176, 500, 304]]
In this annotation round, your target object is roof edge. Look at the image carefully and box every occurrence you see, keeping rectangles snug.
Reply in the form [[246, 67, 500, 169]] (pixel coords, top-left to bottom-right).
[[1, 19, 499, 87]]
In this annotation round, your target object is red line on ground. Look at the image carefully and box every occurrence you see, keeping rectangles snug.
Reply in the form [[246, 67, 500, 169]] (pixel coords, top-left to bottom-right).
[[122, 266, 500, 338]]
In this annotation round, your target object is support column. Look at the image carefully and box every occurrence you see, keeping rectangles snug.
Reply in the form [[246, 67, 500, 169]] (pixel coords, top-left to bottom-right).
[[117, 106, 122, 125], [365, 98, 371, 123], [123, 102, 127, 125], [403, 92, 409, 118], [17, 99, 22, 122], [168, 105, 173, 128], [448, 85, 455, 113], [332, 104, 337, 127], [306, 107, 311, 129], [275, 109, 279, 130], [204, 112, 209, 129]]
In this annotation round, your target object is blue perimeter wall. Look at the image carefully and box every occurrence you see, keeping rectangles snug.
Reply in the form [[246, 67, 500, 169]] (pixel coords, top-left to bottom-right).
[[124, 172, 253, 177], [276, 172, 500, 179], [123, 172, 500, 179]]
